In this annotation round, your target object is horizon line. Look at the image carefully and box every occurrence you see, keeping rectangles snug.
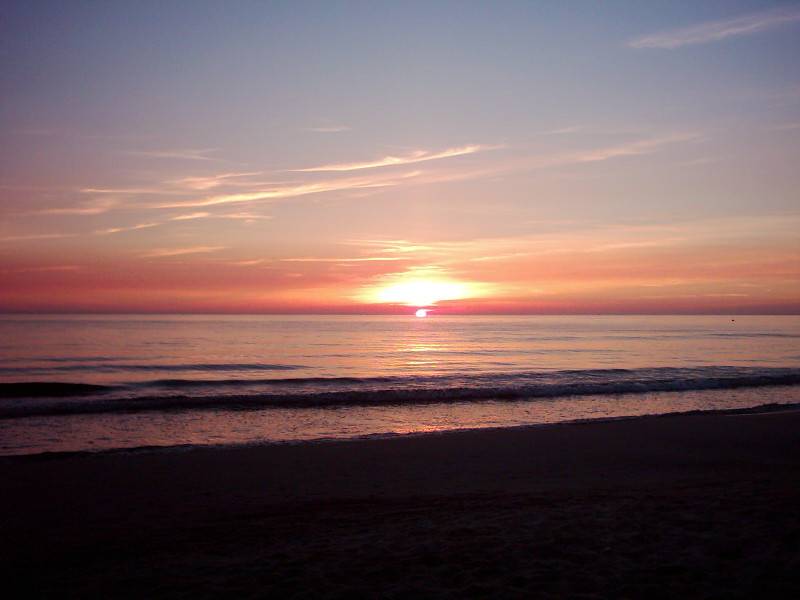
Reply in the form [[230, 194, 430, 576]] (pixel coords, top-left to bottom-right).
[[1, 310, 797, 317]]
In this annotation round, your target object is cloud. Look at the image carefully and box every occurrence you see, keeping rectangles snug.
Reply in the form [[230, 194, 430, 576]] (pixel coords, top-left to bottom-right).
[[3, 265, 83, 274], [218, 212, 273, 221], [540, 126, 582, 135], [14, 129, 151, 142], [15, 128, 65, 137], [566, 133, 700, 164], [96, 222, 161, 235], [82, 174, 279, 196], [127, 148, 220, 161], [280, 256, 410, 263], [770, 122, 800, 131], [629, 7, 800, 49], [228, 259, 271, 266], [419, 133, 700, 185], [0, 233, 76, 242], [94, 210, 272, 234], [170, 212, 211, 221], [157, 170, 421, 208], [305, 125, 351, 133], [70, 135, 694, 216], [156, 134, 690, 211], [345, 239, 436, 254], [342, 215, 800, 276], [586, 239, 687, 253], [170, 211, 273, 222], [468, 252, 533, 262], [290, 144, 499, 172], [170, 172, 263, 191], [35, 197, 119, 215], [141, 246, 226, 258], [80, 187, 184, 195]]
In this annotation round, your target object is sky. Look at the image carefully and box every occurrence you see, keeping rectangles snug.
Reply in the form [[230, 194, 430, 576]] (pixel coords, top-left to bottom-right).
[[1, 0, 799, 314]]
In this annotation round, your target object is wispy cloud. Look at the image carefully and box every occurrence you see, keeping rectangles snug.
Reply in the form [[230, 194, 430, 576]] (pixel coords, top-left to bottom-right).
[[35, 197, 119, 215], [15, 128, 65, 137], [141, 246, 226, 258], [566, 133, 700, 164], [468, 252, 533, 262], [170, 211, 273, 222], [218, 212, 273, 221], [381, 134, 699, 188], [127, 148, 221, 161], [343, 215, 800, 275], [82, 174, 278, 196], [439, 133, 701, 183], [0, 233, 76, 242], [305, 125, 350, 133], [14, 128, 151, 142], [90, 210, 272, 235], [2, 265, 83, 274], [770, 122, 800, 131], [170, 212, 211, 221], [629, 7, 800, 49], [586, 239, 687, 253], [68, 135, 695, 218], [157, 171, 421, 208], [671, 156, 722, 168], [80, 187, 184, 195], [170, 172, 263, 191], [280, 256, 409, 263], [290, 144, 499, 172], [345, 239, 436, 254], [540, 126, 582, 135], [96, 222, 161, 235], [228, 258, 271, 266]]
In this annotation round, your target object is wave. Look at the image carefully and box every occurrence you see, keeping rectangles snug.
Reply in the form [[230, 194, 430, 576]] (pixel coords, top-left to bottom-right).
[[0, 362, 304, 374], [10, 401, 800, 461], [1, 366, 799, 419], [0, 382, 116, 398], [2, 356, 145, 363]]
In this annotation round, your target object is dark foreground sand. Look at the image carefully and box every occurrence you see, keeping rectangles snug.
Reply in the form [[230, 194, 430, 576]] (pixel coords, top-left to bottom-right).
[[2, 409, 799, 599]]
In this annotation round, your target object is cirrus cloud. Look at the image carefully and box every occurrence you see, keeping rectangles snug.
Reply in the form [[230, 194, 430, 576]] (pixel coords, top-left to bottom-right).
[[289, 144, 500, 172], [629, 7, 800, 49], [141, 246, 226, 258]]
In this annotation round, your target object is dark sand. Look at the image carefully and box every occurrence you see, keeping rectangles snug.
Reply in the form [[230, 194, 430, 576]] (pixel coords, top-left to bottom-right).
[[2, 409, 799, 598]]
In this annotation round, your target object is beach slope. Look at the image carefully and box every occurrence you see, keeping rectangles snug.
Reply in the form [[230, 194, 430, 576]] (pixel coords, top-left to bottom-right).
[[2, 409, 799, 598]]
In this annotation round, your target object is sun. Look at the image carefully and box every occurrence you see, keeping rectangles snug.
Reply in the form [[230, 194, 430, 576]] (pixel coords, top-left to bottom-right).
[[359, 267, 490, 311], [372, 278, 472, 307]]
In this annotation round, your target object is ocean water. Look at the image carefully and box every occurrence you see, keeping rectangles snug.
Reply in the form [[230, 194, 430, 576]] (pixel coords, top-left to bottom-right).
[[1, 314, 799, 455]]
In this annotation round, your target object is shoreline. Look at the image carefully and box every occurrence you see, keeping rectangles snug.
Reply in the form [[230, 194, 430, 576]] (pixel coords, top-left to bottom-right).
[[4, 397, 800, 460], [2, 406, 799, 597]]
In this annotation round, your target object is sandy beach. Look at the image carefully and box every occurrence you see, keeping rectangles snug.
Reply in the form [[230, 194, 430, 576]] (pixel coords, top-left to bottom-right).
[[4, 0, 800, 597], [2, 408, 799, 598]]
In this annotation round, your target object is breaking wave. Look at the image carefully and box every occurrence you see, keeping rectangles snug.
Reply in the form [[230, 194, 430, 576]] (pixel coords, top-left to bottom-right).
[[1, 366, 799, 419]]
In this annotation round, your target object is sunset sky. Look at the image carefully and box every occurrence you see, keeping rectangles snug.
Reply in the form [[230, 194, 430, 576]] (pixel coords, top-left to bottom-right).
[[1, 1, 799, 314]]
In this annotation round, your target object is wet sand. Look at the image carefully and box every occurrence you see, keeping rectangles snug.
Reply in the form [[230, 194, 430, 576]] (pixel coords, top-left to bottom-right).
[[2, 409, 799, 598]]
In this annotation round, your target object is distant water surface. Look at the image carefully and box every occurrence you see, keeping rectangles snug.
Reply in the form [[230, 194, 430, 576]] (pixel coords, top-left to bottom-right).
[[1, 314, 799, 455]]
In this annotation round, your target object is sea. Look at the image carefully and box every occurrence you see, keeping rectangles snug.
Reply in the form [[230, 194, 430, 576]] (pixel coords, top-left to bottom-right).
[[1, 314, 799, 456]]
